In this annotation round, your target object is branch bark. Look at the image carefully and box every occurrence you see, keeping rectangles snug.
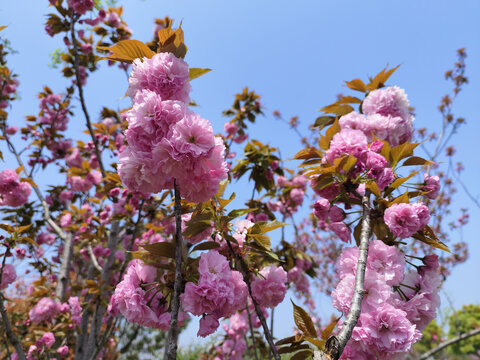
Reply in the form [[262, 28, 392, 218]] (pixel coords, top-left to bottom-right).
[[418, 327, 480, 360], [164, 179, 184, 360], [321, 193, 371, 360]]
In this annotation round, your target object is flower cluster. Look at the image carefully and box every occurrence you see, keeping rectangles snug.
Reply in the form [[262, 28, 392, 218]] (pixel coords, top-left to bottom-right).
[[340, 86, 413, 147], [332, 241, 441, 359], [0, 169, 32, 207], [118, 53, 228, 202], [181, 251, 248, 337], [66, 0, 94, 15], [251, 265, 288, 308], [384, 202, 430, 238], [109, 259, 186, 330], [0, 263, 16, 290]]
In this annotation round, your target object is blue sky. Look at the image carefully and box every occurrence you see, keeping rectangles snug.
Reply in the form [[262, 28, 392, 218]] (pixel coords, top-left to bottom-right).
[[1, 0, 480, 346]]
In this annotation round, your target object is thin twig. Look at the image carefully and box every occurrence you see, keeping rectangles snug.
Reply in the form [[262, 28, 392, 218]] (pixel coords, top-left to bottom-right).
[[418, 327, 480, 360], [69, 12, 106, 179], [0, 254, 26, 360], [223, 237, 281, 360], [164, 179, 184, 360], [245, 300, 259, 360], [87, 244, 102, 272]]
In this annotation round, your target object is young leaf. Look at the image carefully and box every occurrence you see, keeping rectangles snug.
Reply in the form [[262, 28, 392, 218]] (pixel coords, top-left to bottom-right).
[[189, 68, 211, 80], [345, 79, 367, 92], [292, 301, 318, 338], [290, 349, 314, 360], [412, 226, 450, 252], [190, 241, 221, 253], [98, 40, 155, 63], [401, 156, 435, 167], [142, 242, 175, 259]]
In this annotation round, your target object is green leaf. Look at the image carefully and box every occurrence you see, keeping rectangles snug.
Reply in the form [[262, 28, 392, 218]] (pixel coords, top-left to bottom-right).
[[258, 220, 288, 234], [189, 68, 212, 80], [248, 234, 271, 250], [292, 301, 318, 338], [227, 208, 256, 219], [313, 116, 336, 130], [293, 147, 323, 160], [190, 241, 221, 253], [290, 349, 314, 360], [401, 156, 435, 167], [142, 242, 175, 259], [182, 220, 211, 238], [385, 170, 420, 195]]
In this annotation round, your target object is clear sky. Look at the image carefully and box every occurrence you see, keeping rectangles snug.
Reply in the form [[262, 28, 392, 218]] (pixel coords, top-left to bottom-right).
[[1, 0, 480, 348]]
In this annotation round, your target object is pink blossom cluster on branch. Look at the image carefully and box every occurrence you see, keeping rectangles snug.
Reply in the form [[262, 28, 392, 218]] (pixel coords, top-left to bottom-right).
[[118, 52, 228, 202], [0, 169, 32, 207]]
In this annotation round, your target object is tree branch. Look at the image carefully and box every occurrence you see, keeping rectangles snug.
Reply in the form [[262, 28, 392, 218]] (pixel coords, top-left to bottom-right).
[[322, 193, 371, 360], [418, 327, 480, 360], [164, 179, 184, 360], [0, 254, 26, 360], [223, 237, 281, 360], [55, 232, 74, 302], [69, 13, 106, 179]]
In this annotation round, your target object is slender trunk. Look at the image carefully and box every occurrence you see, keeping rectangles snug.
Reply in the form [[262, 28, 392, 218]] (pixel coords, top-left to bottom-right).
[[164, 179, 184, 360]]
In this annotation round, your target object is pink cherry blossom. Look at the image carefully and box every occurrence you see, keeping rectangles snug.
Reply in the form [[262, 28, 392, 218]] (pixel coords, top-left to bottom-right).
[[251, 265, 287, 308], [127, 52, 191, 103], [0, 263, 16, 289], [29, 297, 60, 323]]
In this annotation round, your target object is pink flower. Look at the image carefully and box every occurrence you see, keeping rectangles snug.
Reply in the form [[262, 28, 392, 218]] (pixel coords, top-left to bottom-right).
[[311, 179, 340, 201], [125, 91, 187, 151], [198, 251, 230, 279], [68, 296, 82, 326], [313, 198, 330, 221], [127, 52, 191, 103], [224, 122, 238, 136], [384, 203, 429, 238], [330, 222, 351, 243], [423, 174, 440, 199], [198, 314, 220, 337], [251, 265, 287, 308], [105, 11, 121, 28], [40, 332, 55, 347], [29, 297, 60, 323], [5, 126, 18, 135], [67, 0, 94, 15], [57, 345, 69, 357], [110, 260, 166, 330], [362, 86, 410, 119], [367, 240, 405, 286], [290, 188, 304, 205], [352, 303, 421, 354], [324, 128, 368, 166], [0, 263, 16, 290], [332, 272, 391, 314]]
